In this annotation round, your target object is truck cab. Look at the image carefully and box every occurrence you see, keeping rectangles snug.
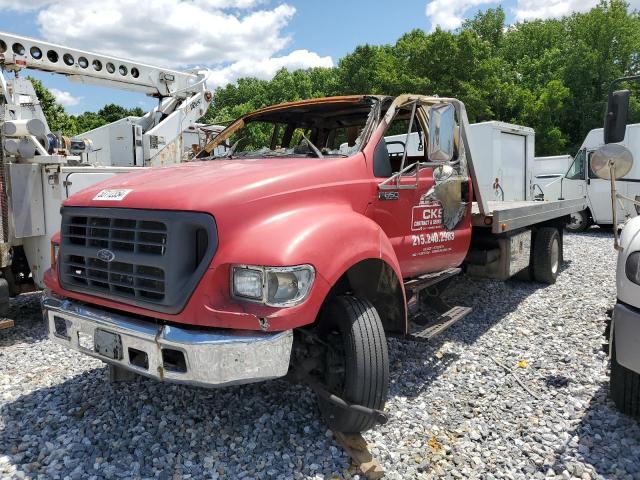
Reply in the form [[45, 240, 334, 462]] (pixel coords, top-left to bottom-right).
[[560, 124, 640, 231], [42, 94, 579, 432]]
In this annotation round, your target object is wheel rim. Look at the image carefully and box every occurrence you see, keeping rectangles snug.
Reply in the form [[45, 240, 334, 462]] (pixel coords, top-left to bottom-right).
[[550, 238, 559, 275], [567, 212, 586, 231]]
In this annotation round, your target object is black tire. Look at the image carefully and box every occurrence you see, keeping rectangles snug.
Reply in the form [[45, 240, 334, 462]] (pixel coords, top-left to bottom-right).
[[532, 227, 560, 284], [0, 278, 9, 317], [317, 295, 389, 433], [610, 336, 640, 418], [566, 210, 590, 232]]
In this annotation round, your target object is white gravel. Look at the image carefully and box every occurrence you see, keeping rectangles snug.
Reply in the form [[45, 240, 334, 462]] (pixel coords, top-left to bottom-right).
[[1, 230, 639, 479]]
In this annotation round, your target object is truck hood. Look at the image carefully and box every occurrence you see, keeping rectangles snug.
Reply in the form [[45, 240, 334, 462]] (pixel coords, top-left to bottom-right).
[[64, 157, 331, 211]]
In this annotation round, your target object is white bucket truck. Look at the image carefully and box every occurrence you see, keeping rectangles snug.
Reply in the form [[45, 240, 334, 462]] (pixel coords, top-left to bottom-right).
[[0, 31, 219, 314]]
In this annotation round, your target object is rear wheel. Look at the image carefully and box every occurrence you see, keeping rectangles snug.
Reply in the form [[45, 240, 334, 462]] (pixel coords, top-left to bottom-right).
[[532, 227, 560, 284], [317, 295, 389, 433], [566, 210, 590, 232], [610, 335, 640, 418]]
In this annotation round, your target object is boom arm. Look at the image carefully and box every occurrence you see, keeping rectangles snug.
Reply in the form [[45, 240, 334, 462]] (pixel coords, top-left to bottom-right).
[[0, 31, 204, 98]]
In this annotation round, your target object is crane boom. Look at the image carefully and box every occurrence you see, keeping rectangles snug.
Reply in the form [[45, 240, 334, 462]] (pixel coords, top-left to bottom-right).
[[0, 31, 203, 98]]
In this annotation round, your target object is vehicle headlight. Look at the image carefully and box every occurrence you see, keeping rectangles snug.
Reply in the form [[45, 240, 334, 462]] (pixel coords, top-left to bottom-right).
[[232, 267, 264, 300], [626, 252, 640, 285], [231, 264, 315, 307]]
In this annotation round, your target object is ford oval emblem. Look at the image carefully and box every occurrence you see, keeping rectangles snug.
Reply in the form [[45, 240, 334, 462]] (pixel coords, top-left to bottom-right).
[[97, 249, 116, 263]]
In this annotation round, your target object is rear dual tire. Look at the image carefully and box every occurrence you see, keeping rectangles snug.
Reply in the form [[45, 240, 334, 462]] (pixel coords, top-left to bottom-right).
[[532, 227, 561, 284], [318, 295, 389, 433]]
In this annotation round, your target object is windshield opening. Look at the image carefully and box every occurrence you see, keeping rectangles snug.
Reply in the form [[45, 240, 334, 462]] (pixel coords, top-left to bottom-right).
[[201, 97, 385, 160]]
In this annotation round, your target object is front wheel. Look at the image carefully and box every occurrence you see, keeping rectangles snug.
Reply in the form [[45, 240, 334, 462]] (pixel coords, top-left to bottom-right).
[[610, 336, 640, 418], [566, 210, 590, 232], [317, 295, 389, 433]]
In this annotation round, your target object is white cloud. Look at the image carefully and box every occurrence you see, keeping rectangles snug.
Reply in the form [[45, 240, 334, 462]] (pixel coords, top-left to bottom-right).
[[207, 49, 333, 88], [13, 0, 333, 90], [514, 0, 640, 21], [36, 0, 297, 66], [50, 88, 81, 106], [0, 0, 55, 11], [425, 0, 497, 30], [514, 0, 598, 21]]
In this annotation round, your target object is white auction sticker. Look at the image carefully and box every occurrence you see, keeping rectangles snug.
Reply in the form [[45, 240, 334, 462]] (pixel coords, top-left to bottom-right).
[[93, 189, 133, 201]]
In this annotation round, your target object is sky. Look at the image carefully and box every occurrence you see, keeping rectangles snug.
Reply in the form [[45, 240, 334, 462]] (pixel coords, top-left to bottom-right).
[[0, 0, 637, 115]]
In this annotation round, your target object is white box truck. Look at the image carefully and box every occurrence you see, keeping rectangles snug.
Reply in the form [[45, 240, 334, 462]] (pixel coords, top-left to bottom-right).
[[386, 121, 535, 202], [541, 124, 640, 231]]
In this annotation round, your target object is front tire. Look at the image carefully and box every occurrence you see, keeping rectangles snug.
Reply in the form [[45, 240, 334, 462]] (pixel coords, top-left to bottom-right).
[[610, 337, 640, 418], [532, 227, 560, 284], [566, 210, 590, 232], [318, 295, 389, 433]]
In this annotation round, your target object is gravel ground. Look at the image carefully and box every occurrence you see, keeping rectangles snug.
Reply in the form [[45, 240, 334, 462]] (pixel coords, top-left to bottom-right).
[[1, 230, 639, 480]]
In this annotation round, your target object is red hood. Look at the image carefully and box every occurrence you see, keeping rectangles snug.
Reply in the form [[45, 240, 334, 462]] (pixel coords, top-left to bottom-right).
[[64, 157, 333, 212]]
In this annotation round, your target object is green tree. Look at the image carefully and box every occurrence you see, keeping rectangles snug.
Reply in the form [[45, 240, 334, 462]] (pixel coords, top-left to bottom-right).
[[28, 77, 78, 135]]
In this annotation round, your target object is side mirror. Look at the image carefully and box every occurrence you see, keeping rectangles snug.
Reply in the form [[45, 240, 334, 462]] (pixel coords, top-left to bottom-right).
[[590, 144, 633, 180], [590, 143, 634, 251], [428, 103, 455, 162], [604, 89, 631, 144]]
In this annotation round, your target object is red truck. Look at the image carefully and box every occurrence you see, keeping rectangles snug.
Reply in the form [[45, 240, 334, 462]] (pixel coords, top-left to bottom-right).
[[42, 95, 585, 433]]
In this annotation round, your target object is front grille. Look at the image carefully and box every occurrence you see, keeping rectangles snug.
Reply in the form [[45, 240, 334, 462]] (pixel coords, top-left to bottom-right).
[[66, 216, 167, 255], [59, 207, 217, 314]]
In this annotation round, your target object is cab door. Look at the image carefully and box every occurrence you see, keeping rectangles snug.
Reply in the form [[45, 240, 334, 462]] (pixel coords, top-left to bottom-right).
[[561, 149, 587, 201], [365, 100, 472, 279]]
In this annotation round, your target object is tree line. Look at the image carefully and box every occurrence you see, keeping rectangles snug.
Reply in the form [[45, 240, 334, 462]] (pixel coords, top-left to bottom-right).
[[32, 0, 640, 156], [29, 77, 145, 136]]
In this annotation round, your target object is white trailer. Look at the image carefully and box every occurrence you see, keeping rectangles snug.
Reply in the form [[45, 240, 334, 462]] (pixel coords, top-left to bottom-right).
[[0, 31, 220, 312], [541, 124, 640, 231], [386, 121, 536, 202]]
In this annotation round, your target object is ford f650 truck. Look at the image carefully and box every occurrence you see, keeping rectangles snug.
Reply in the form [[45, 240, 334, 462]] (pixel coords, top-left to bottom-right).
[[41, 95, 585, 432]]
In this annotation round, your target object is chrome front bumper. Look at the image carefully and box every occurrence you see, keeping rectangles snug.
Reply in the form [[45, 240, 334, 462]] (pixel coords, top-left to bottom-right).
[[42, 295, 293, 388]]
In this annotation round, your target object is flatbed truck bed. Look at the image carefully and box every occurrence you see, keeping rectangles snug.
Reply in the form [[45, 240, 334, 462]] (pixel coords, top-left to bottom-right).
[[472, 198, 587, 234]]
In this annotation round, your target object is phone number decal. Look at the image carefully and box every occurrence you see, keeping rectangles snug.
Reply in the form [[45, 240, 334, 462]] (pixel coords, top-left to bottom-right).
[[411, 231, 455, 246]]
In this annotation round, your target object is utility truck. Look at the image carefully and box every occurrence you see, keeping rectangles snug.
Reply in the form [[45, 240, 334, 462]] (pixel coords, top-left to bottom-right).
[[0, 31, 217, 314], [42, 94, 585, 432]]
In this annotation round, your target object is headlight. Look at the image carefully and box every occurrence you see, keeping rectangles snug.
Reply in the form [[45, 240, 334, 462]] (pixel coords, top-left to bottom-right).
[[626, 252, 640, 285], [232, 267, 263, 300], [231, 264, 315, 307]]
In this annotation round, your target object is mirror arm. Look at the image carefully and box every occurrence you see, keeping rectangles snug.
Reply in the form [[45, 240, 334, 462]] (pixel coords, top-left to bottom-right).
[[610, 162, 623, 252]]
